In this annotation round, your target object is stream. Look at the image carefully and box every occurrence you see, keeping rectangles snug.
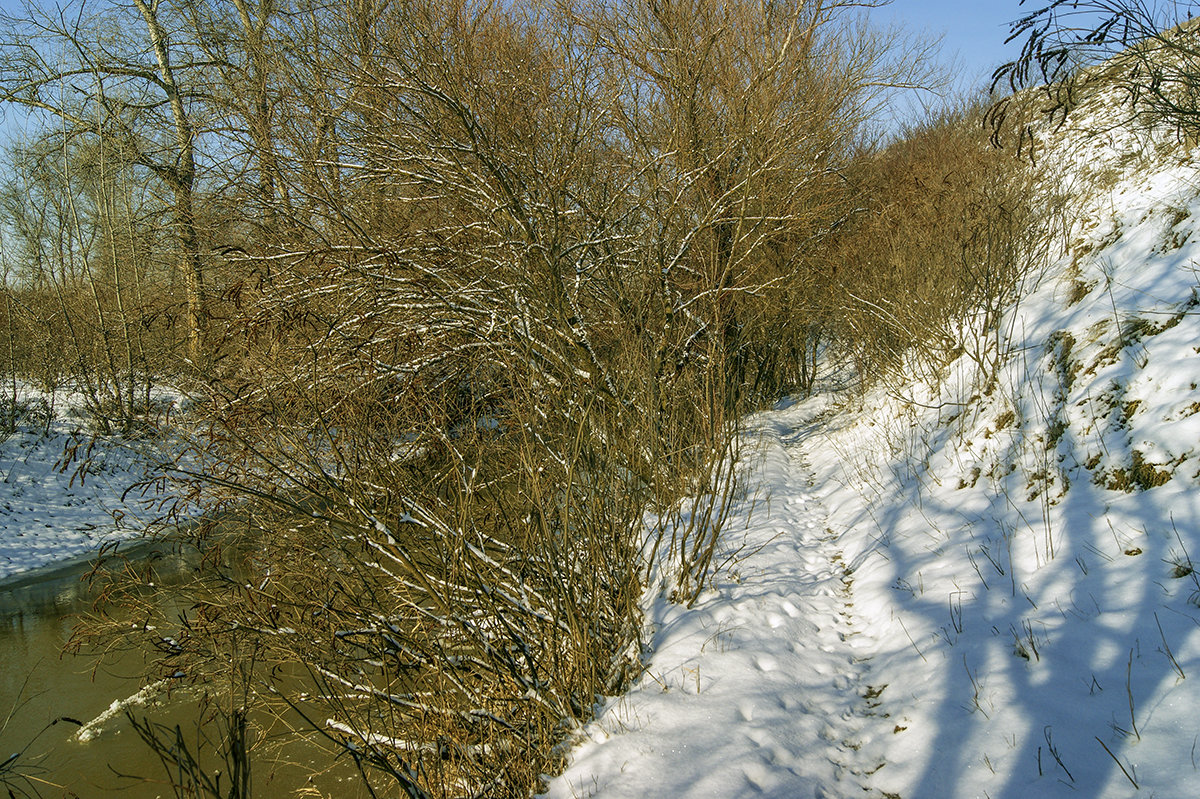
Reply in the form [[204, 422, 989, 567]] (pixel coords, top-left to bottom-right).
[[0, 540, 366, 798]]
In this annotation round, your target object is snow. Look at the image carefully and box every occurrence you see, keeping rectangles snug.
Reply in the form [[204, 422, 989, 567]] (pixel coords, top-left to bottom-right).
[[545, 96, 1200, 797], [544, 399, 890, 798], [74, 679, 168, 743], [0, 388, 169, 583]]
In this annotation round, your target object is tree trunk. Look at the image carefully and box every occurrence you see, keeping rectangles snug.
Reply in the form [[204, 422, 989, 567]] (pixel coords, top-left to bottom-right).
[[136, 0, 206, 362]]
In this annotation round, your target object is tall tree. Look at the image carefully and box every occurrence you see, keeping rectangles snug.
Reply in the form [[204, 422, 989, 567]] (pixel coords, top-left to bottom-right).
[[0, 0, 208, 361], [179, 0, 285, 243]]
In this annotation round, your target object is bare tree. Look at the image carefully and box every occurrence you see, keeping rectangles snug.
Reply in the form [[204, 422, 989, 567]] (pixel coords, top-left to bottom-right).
[[0, 0, 209, 361], [586, 0, 931, 400], [0, 133, 173, 430], [177, 0, 287, 245]]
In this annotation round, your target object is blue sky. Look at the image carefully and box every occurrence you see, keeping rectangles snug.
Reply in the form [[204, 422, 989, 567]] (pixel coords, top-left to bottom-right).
[[874, 1, 1030, 89]]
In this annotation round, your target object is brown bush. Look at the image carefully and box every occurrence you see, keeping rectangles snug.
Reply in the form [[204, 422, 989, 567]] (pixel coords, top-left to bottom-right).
[[824, 97, 1052, 390], [44, 1, 969, 796]]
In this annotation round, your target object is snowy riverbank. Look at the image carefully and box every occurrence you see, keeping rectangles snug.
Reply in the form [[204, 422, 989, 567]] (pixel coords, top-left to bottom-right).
[[0, 390, 170, 584]]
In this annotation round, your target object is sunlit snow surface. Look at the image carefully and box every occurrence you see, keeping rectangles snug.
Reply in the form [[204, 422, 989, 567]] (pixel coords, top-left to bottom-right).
[[0, 391, 168, 581], [547, 100, 1200, 797]]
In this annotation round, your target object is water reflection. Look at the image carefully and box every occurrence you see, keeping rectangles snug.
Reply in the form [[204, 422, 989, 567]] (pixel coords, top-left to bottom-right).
[[0, 540, 365, 798]]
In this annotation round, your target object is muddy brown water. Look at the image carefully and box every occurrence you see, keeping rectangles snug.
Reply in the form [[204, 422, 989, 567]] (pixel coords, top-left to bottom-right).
[[0, 541, 367, 798]]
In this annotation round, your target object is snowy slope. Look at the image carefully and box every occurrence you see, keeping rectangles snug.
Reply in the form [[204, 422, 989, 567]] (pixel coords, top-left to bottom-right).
[[546, 94, 1200, 797]]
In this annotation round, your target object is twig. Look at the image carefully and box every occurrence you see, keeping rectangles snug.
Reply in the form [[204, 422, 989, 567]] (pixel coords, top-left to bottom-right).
[[1170, 515, 1200, 598], [1155, 611, 1185, 680], [1043, 726, 1073, 783], [896, 615, 927, 662], [1095, 736, 1139, 789], [1126, 649, 1140, 741], [964, 655, 989, 718]]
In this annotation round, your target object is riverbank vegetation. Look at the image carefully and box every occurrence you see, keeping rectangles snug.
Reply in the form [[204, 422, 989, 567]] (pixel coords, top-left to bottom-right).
[[0, 0, 1069, 796]]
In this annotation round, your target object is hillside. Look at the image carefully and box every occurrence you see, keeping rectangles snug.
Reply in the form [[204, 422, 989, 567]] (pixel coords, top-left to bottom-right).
[[545, 87, 1200, 797]]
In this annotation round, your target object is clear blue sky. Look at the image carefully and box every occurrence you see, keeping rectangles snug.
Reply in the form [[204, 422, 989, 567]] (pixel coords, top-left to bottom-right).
[[873, 1, 1030, 89]]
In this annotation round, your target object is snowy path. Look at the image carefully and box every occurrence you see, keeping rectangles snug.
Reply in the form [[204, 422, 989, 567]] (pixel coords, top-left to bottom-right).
[[546, 403, 892, 799]]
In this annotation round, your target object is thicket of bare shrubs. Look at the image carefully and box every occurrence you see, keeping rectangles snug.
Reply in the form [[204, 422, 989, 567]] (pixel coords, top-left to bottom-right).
[[0, 0, 1048, 795], [828, 99, 1051, 391]]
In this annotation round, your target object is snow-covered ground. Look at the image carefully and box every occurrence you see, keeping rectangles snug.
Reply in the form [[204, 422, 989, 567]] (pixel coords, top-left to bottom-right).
[[545, 98, 1200, 797], [0, 391, 166, 582]]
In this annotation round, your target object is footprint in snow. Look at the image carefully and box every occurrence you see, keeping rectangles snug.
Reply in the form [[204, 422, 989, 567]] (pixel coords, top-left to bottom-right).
[[809, 659, 833, 676], [777, 694, 804, 712], [744, 725, 776, 752], [741, 761, 778, 794], [754, 654, 778, 672]]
